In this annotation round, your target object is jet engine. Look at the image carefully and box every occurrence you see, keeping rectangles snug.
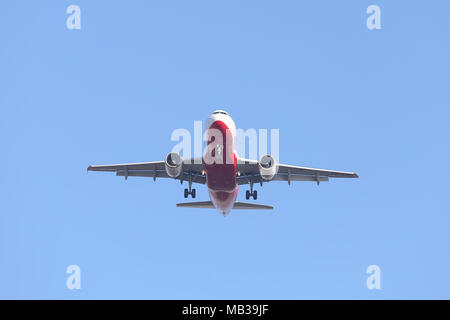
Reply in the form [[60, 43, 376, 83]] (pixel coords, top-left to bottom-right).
[[165, 152, 183, 178], [258, 155, 278, 181]]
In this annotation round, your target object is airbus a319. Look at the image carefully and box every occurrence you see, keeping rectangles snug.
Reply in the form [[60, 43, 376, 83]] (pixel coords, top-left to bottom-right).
[[88, 110, 358, 216]]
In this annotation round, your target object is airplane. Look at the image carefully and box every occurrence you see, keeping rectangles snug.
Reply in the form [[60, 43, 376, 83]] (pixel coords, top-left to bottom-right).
[[87, 110, 359, 216]]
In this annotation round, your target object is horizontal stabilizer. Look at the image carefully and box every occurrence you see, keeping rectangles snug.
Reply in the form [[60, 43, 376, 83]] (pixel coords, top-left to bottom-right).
[[233, 202, 273, 210], [176, 201, 273, 210], [176, 201, 215, 209]]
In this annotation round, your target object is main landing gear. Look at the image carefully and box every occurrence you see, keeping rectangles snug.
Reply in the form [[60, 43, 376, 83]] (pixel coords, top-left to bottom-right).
[[184, 171, 196, 198], [245, 182, 257, 200], [184, 188, 196, 198]]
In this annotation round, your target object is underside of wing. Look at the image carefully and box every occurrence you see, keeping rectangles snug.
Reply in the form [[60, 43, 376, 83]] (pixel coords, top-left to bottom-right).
[[236, 158, 358, 185], [88, 161, 167, 178], [87, 158, 206, 184], [276, 164, 359, 178]]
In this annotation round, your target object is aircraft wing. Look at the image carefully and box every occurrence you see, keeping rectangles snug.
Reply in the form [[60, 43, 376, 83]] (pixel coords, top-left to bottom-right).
[[87, 158, 206, 184], [236, 158, 358, 185]]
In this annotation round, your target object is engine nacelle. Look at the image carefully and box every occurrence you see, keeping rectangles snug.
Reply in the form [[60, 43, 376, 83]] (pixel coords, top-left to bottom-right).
[[165, 152, 183, 178], [258, 155, 278, 181]]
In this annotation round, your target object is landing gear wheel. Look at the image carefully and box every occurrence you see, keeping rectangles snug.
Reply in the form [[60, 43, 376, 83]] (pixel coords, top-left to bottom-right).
[[246, 190, 250, 200], [253, 190, 257, 200], [184, 188, 188, 198], [191, 189, 196, 199]]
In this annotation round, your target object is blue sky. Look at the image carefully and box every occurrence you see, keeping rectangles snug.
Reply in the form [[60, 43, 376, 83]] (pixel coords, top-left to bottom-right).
[[1, 0, 449, 299]]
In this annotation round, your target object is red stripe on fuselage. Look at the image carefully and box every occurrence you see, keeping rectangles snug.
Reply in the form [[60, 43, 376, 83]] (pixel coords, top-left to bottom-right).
[[204, 120, 238, 214]]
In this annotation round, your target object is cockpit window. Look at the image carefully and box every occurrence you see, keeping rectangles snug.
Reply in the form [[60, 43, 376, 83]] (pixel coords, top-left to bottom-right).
[[212, 111, 228, 115]]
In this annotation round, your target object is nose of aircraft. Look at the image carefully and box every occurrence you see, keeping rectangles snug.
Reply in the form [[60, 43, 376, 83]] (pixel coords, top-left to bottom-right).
[[206, 109, 235, 133]]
